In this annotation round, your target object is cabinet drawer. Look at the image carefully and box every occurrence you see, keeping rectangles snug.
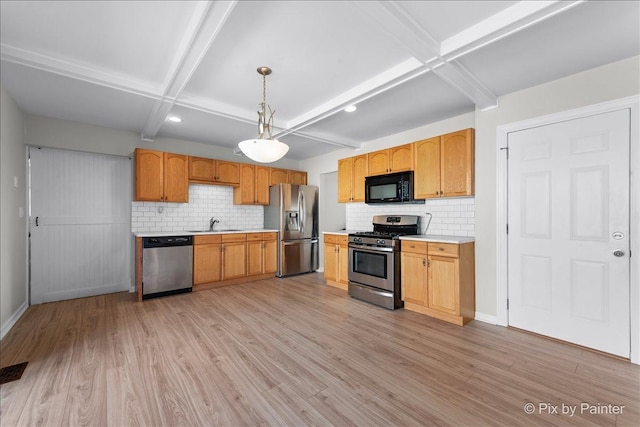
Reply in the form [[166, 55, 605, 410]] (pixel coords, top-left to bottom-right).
[[194, 234, 221, 245], [221, 233, 247, 243], [324, 234, 339, 244], [263, 232, 277, 240], [247, 233, 262, 241], [401, 241, 427, 254], [428, 242, 459, 257], [338, 235, 348, 245]]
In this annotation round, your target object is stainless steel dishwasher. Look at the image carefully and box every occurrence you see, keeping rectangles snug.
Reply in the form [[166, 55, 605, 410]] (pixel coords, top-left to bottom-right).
[[142, 235, 193, 299]]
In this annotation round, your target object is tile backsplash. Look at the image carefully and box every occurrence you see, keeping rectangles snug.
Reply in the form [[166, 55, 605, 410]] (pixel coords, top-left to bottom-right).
[[346, 197, 475, 236], [131, 184, 263, 234]]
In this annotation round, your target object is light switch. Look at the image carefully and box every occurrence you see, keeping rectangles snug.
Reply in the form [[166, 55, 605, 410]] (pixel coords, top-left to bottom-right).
[[19, 207, 24, 218], [14, 176, 18, 188]]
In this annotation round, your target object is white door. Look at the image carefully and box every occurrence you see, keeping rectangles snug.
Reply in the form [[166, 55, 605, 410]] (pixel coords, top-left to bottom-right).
[[30, 147, 132, 304], [507, 109, 630, 358]]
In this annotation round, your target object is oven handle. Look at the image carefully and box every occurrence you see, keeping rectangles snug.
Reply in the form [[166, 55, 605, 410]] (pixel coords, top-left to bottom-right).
[[348, 244, 394, 253]]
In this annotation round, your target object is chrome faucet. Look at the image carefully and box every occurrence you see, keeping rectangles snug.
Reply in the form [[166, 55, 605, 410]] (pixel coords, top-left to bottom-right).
[[209, 217, 220, 231]]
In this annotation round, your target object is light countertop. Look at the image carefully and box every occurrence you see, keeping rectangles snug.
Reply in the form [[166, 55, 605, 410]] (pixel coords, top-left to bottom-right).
[[322, 230, 364, 236], [399, 235, 475, 244], [134, 229, 278, 238]]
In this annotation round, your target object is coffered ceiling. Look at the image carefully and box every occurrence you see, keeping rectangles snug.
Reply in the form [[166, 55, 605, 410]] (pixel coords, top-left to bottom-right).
[[1, 1, 638, 160]]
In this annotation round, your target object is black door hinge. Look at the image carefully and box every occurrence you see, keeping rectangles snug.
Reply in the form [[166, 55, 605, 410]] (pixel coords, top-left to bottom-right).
[[506, 224, 509, 234], [507, 299, 509, 310]]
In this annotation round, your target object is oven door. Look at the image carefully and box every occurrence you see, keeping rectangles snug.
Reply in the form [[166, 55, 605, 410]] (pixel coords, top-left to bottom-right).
[[348, 245, 395, 292]]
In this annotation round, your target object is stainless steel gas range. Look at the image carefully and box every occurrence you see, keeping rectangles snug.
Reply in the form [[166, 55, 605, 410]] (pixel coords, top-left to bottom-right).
[[348, 215, 419, 310]]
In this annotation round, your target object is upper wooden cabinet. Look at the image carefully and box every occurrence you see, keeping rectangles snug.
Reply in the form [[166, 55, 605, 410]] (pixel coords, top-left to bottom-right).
[[367, 143, 413, 176], [189, 157, 240, 186], [338, 154, 368, 203], [234, 164, 270, 205], [414, 129, 474, 199], [289, 170, 307, 185], [135, 149, 188, 202], [270, 168, 289, 185]]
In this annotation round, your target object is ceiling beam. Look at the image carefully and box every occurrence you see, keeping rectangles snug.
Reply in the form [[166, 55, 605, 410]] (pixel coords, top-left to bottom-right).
[[441, 0, 585, 61], [0, 43, 161, 99], [140, 1, 238, 141]]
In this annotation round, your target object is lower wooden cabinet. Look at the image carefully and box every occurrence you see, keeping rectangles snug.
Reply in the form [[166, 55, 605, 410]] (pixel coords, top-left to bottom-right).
[[401, 240, 475, 325], [192, 232, 276, 291], [323, 233, 349, 289], [247, 232, 277, 276]]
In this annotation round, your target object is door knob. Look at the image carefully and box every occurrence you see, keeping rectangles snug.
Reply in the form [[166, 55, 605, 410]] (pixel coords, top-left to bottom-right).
[[613, 250, 625, 257]]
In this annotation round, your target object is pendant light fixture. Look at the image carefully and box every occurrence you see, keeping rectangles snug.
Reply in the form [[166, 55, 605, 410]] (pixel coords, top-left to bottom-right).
[[238, 66, 289, 163]]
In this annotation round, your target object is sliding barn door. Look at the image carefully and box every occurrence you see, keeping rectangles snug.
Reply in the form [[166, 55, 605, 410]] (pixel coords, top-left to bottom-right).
[[507, 109, 631, 358], [30, 147, 132, 304]]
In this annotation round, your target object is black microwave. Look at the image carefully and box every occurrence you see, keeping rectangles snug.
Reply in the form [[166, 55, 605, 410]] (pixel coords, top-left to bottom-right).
[[365, 171, 415, 203]]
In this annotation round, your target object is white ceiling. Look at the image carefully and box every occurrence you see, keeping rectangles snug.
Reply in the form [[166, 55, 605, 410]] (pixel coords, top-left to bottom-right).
[[1, 1, 638, 160]]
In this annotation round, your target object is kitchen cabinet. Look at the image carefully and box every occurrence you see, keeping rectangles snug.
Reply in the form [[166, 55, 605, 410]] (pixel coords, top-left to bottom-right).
[[338, 154, 368, 203], [189, 157, 240, 186], [234, 164, 270, 205], [414, 129, 474, 199], [221, 234, 246, 280], [289, 170, 307, 185], [270, 168, 289, 185], [400, 240, 475, 325], [367, 143, 413, 176], [247, 232, 277, 276], [323, 233, 349, 289], [193, 235, 222, 285], [135, 149, 189, 202]]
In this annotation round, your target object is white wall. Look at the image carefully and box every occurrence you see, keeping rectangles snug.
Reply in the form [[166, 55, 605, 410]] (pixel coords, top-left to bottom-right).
[[0, 84, 28, 338], [474, 55, 640, 318]]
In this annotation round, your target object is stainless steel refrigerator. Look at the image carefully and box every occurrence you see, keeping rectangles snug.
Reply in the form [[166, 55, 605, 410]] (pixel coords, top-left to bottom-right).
[[264, 184, 319, 277]]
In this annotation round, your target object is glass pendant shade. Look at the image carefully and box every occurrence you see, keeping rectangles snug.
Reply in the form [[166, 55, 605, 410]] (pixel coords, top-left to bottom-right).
[[237, 138, 289, 163]]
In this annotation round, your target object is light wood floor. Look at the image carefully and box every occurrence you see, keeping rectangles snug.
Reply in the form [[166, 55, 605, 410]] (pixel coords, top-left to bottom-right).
[[1, 273, 638, 426]]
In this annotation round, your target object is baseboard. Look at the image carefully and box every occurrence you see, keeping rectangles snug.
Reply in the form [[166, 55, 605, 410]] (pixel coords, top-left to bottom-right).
[[1, 300, 29, 340], [473, 312, 498, 325]]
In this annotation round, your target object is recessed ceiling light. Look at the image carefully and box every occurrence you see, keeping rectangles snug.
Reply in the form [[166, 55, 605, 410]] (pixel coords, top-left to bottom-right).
[[344, 105, 357, 113], [167, 116, 182, 123]]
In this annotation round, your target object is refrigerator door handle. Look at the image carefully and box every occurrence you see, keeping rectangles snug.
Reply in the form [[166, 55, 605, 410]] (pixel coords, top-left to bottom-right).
[[299, 190, 305, 236]]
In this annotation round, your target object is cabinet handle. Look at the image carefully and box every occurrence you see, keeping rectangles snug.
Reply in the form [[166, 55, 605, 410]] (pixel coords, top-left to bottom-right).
[[422, 258, 426, 267]]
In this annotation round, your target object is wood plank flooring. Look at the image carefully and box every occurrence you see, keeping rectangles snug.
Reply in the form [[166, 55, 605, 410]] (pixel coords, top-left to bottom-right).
[[1, 273, 638, 426]]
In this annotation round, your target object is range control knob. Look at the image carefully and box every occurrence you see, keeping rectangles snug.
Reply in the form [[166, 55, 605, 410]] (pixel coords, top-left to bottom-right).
[[354, 237, 362, 243], [376, 239, 386, 245]]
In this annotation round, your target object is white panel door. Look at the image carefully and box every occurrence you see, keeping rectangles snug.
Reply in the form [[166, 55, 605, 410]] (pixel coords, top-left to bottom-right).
[[508, 109, 630, 358], [30, 147, 132, 304]]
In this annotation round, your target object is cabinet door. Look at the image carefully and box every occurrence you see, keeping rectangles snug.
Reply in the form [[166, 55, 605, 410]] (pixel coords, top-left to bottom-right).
[[270, 168, 289, 185], [193, 244, 221, 285], [351, 154, 368, 202], [367, 149, 389, 176], [389, 143, 413, 172], [189, 156, 215, 182], [135, 149, 164, 201], [222, 242, 246, 279], [401, 252, 427, 305], [263, 238, 277, 274], [441, 128, 474, 197], [216, 160, 240, 185], [289, 170, 307, 185], [255, 166, 271, 205], [338, 243, 349, 284], [247, 240, 263, 276], [323, 244, 338, 282], [414, 137, 441, 199], [427, 255, 460, 315], [234, 164, 255, 204], [163, 152, 189, 202], [337, 158, 353, 203]]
